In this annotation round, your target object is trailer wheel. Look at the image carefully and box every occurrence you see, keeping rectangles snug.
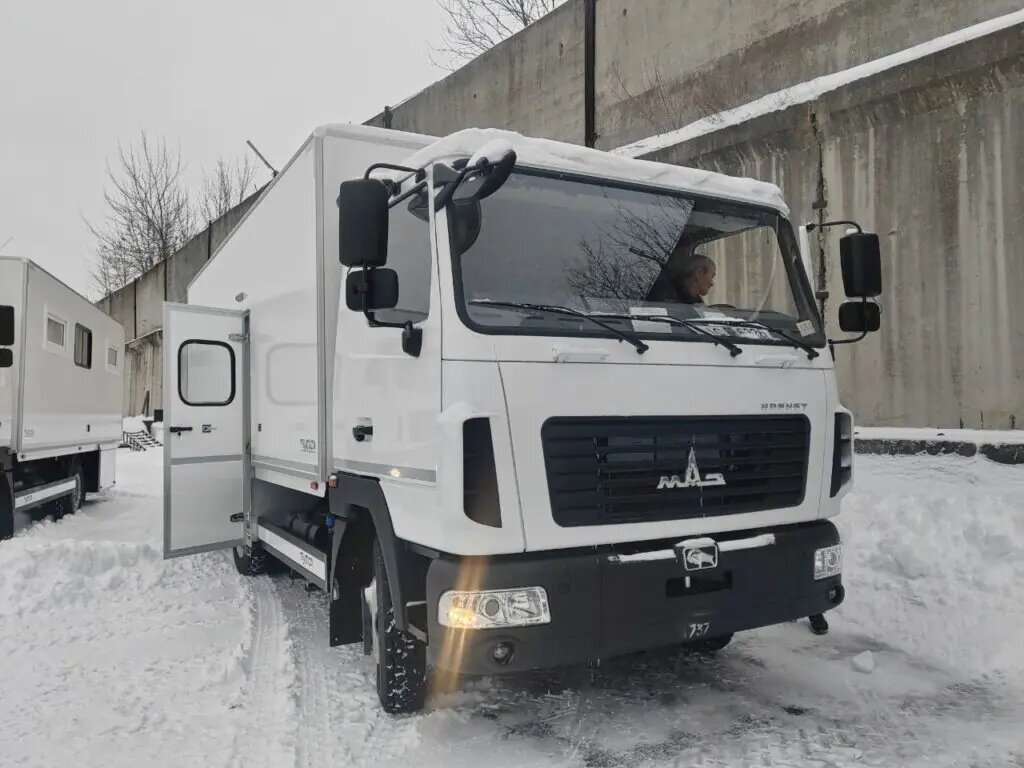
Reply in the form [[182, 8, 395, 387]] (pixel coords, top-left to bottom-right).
[[685, 633, 733, 655], [232, 545, 268, 576], [369, 539, 427, 714], [0, 473, 13, 541], [70, 461, 85, 512]]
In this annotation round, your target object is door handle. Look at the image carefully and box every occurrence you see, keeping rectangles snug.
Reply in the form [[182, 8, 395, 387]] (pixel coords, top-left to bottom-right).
[[168, 426, 194, 434], [352, 425, 373, 442]]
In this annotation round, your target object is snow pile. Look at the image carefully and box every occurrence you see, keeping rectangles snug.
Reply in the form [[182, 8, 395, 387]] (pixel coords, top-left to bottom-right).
[[121, 415, 148, 433], [616, 8, 1024, 159], [836, 454, 1024, 681], [0, 449, 297, 768], [856, 425, 1024, 445], [393, 127, 789, 214]]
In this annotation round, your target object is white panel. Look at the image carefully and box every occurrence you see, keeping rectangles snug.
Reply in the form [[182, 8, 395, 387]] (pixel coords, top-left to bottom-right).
[[499, 361, 829, 552], [99, 446, 116, 490], [164, 304, 246, 557], [169, 461, 244, 552], [18, 261, 124, 453], [189, 142, 320, 475]]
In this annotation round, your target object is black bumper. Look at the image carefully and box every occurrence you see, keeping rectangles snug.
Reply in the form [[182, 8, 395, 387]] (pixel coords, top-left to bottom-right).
[[426, 520, 843, 675]]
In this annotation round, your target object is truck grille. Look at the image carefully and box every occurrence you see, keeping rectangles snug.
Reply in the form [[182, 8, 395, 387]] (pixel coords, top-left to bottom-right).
[[541, 416, 810, 527]]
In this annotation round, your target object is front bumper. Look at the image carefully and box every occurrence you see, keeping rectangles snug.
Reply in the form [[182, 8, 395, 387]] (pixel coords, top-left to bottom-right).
[[426, 520, 843, 674]]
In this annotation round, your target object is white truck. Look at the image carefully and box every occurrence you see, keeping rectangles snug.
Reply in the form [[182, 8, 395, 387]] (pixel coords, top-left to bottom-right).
[[0, 258, 124, 537], [162, 124, 882, 713]]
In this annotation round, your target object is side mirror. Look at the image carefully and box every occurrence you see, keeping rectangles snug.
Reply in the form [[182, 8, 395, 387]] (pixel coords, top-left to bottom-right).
[[0, 305, 13, 346], [338, 179, 390, 267], [0, 348, 11, 369], [345, 269, 399, 312], [838, 301, 880, 333], [839, 232, 882, 298]]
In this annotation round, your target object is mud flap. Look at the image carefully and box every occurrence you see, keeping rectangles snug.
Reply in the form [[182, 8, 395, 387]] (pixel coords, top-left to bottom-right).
[[328, 516, 363, 647]]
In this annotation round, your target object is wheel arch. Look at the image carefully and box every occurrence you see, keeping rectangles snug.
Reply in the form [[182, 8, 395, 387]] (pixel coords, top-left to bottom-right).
[[328, 472, 429, 633]]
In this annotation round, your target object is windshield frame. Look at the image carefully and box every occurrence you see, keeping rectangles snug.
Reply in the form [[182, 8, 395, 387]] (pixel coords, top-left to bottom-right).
[[445, 165, 826, 350]]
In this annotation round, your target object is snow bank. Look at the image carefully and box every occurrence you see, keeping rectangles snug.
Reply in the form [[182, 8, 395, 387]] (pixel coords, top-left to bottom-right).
[[395, 127, 789, 214], [0, 450, 296, 768], [836, 454, 1024, 682], [856, 426, 1024, 445], [616, 8, 1024, 159], [121, 415, 148, 433], [856, 426, 1024, 464]]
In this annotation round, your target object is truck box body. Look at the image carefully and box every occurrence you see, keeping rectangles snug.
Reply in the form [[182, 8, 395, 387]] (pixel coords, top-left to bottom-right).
[[0, 257, 124, 457], [187, 126, 434, 492]]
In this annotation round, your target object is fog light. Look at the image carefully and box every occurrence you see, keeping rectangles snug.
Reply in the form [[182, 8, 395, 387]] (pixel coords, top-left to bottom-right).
[[814, 544, 843, 580], [492, 641, 514, 665], [439, 587, 551, 629]]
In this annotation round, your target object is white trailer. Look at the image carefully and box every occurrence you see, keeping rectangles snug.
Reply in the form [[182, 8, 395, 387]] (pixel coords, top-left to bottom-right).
[[163, 125, 882, 712], [0, 257, 124, 537]]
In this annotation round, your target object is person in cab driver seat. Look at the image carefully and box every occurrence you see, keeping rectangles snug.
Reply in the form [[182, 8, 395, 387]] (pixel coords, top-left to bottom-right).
[[666, 253, 716, 304]]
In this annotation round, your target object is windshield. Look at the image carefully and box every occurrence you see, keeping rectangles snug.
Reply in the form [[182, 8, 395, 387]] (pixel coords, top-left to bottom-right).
[[447, 170, 823, 348]]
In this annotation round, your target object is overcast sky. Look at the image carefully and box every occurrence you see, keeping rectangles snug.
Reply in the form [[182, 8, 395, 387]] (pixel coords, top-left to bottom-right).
[[0, 0, 448, 296]]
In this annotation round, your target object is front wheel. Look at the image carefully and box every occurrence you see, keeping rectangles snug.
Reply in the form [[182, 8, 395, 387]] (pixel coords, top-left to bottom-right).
[[368, 539, 427, 714]]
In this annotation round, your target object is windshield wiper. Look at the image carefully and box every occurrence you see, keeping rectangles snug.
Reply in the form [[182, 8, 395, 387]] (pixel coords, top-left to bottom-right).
[[469, 300, 650, 354], [690, 318, 820, 359], [600, 314, 743, 358]]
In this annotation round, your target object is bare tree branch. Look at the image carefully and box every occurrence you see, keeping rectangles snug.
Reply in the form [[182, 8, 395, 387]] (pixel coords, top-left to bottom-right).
[[198, 155, 258, 222], [87, 131, 196, 297], [433, 0, 566, 69]]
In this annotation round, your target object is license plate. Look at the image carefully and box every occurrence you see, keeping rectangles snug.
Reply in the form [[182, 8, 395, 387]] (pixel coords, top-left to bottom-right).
[[688, 622, 711, 639]]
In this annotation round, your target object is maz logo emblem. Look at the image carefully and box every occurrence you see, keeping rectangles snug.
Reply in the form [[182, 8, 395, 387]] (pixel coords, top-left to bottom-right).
[[657, 448, 726, 490], [299, 439, 316, 454]]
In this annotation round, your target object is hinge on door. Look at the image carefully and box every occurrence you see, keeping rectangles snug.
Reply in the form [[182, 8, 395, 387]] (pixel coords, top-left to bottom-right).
[[229, 333, 248, 342]]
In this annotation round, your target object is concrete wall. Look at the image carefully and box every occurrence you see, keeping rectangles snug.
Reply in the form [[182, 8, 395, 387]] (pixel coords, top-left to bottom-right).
[[644, 23, 1024, 429], [97, 191, 260, 416], [366, 0, 1022, 151], [367, 0, 585, 143]]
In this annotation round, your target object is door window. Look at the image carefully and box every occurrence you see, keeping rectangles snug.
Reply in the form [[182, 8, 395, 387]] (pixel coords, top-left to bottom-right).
[[178, 340, 235, 406]]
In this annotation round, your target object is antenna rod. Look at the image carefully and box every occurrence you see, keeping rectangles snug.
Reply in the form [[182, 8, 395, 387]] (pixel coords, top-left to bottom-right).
[[0, 236, 12, 253], [246, 140, 279, 178]]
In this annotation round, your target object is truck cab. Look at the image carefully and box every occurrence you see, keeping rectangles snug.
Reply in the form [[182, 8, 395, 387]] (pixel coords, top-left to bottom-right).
[[163, 126, 882, 714]]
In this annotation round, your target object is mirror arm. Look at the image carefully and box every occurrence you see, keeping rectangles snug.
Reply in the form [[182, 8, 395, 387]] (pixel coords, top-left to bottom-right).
[[433, 165, 474, 212], [364, 162, 421, 180], [388, 180, 428, 210], [806, 220, 864, 234]]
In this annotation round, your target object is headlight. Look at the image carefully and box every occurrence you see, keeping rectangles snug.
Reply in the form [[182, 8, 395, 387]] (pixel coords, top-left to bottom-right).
[[438, 587, 551, 629], [814, 544, 843, 580]]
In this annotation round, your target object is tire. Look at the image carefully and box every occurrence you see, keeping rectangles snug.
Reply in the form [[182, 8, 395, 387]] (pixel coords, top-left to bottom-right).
[[70, 461, 85, 512], [0, 473, 13, 541], [232, 544, 268, 576], [368, 539, 427, 714], [685, 633, 733, 655]]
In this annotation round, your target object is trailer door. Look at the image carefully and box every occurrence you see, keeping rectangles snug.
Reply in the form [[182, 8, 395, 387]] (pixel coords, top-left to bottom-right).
[[163, 303, 249, 558]]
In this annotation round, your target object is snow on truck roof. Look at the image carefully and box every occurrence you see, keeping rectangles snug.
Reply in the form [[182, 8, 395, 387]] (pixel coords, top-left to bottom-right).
[[396, 128, 789, 215]]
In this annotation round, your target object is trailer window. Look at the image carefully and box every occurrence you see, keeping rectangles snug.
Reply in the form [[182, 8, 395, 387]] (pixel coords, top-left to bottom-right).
[[106, 345, 119, 372], [74, 324, 93, 368], [45, 314, 66, 352], [178, 340, 235, 406]]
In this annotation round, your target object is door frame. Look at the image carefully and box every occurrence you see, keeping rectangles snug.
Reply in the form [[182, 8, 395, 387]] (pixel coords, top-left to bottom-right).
[[162, 302, 251, 558]]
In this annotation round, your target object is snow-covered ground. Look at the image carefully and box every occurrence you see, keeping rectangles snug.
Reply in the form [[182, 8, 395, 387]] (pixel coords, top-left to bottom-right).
[[2, 449, 1023, 767]]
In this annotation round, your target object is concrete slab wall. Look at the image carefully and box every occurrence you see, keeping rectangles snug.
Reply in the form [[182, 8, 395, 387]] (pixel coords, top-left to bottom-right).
[[135, 260, 164, 338], [366, 0, 585, 143], [645, 24, 1024, 429], [597, 0, 1024, 148], [365, 0, 1022, 152]]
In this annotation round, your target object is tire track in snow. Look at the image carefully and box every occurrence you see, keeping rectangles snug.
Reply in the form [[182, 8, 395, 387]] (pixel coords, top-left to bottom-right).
[[227, 572, 297, 768], [276, 578, 420, 768]]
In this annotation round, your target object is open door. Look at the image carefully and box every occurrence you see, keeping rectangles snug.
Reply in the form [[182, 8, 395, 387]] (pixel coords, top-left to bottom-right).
[[163, 303, 248, 558]]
